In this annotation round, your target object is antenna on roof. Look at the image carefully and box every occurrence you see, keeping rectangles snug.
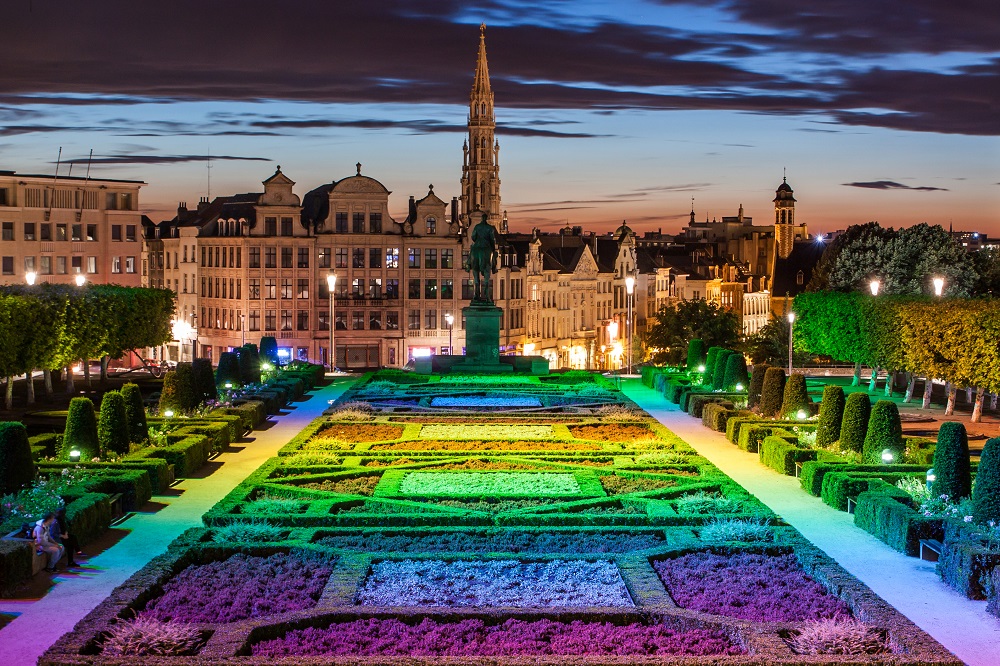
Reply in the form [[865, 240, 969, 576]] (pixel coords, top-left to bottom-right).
[[85, 148, 93, 181], [206, 147, 212, 200]]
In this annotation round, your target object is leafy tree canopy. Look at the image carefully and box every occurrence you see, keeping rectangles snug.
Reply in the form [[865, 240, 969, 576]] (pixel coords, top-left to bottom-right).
[[645, 300, 740, 365]]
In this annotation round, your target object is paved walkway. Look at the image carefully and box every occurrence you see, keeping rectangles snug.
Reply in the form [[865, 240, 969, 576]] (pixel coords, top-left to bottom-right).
[[624, 379, 1000, 666], [0, 378, 354, 665]]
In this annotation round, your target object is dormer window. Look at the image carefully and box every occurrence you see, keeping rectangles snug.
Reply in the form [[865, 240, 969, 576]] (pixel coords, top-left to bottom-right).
[[426, 216, 437, 234]]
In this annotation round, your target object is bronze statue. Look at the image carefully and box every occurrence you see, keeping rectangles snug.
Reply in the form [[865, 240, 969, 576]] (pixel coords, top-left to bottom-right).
[[468, 212, 498, 303]]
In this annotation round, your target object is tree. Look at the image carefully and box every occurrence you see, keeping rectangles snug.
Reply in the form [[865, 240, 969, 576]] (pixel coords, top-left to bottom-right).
[[216, 352, 242, 388], [970, 248, 1000, 297], [159, 363, 199, 413], [807, 222, 897, 293], [645, 300, 739, 365], [260, 336, 279, 366], [839, 393, 871, 453], [862, 400, 903, 464], [98, 390, 130, 456], [972, 437, 1000, 524], [712, 350, 733, 390], [932, 422, 972, 500], [758, 367, 786, 417], [816, 385, 846, 448], [0, 421, 34, 494], [64, 397, 100, 460], [780, 373, 811, 418], [239, 344, 261, 384], [192, 358, 218, 404], [685, 339, 705, 372], [748, 364, 768, 410], [120, 383, 147, 445], [723, 354, 749, 392], [884, 224, 976, 297]]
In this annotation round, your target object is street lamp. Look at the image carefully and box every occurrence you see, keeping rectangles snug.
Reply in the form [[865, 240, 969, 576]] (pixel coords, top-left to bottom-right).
[[869, 279, 880, 296], [625, 275, 635, 375], [191, 313, 198, 361], [326, 273, 338, 372], [607, 319, 619, 370], [787, 311, 795, 375], [25, 271, 37, 286], [932, 276, 945, 297], [241, 314, 246, 346], [445, 313, 454, 355], [74, 274, 86, 287]]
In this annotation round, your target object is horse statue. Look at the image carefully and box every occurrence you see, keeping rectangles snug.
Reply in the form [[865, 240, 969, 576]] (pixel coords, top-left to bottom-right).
[[468, 212, 498, 303]]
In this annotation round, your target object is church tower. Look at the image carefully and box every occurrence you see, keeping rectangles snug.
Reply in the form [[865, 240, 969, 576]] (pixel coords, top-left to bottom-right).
[[773, 174, 796, 259], [460, 23, 502, 230]]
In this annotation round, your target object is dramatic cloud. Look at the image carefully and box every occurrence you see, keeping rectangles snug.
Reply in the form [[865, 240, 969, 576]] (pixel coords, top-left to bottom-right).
[[243, 117, 603, 138], [842, 180, 949, 191], [62, 153, 270, 165]]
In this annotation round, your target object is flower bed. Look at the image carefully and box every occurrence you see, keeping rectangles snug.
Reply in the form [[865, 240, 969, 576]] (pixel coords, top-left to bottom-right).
[[429, 498, 562, 513], [252, 617, 742, 657], [438, 376, 538, 385], [372, 440, 601, 452], [654, 551, 850, 621], [600, 475, 676, 495], [419, 424, 553, 440], [312, 423, 403, 443], [140, 552, 332, 623], [357, 559, 633, 607], [299, 476, 381, 495], [569, 424, 654, 442], [318, 529, 665, 553], [397, 472, 582, 496], [430, 397, 543, 408]]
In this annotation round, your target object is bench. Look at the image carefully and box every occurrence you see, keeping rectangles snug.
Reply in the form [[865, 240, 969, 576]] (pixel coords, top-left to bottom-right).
[[3, 531, 48, 575], [919, 538, 943, 562], [847, 498, 857, 515], [109, 493, 124, 521]]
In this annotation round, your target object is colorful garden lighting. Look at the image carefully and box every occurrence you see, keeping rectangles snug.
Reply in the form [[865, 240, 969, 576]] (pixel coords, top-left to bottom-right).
[[926, 468, 936, 491], [25, 271, 37, 285], [74, 274, 86, 287], [869, 279, 880, 296], [932, 276, 945, 297], [881, 448, 894, 464], [797, 409, 807, 419], [164, 409, 175, 418], [68, 449, 81, 463], [735, 383, 744, 391], [697, 365, 705, 373], [224, 382, 233, 389]]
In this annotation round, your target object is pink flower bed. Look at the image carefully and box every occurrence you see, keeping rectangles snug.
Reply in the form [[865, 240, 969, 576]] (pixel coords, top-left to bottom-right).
[[252, 617, 743, 657], [653, 551, 850, 622], [141, 552, 333, 623]]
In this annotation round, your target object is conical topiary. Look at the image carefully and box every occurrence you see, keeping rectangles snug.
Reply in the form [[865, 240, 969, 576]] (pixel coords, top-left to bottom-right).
[[159, 363, 198, 414], [703, 347, 721, 382], [216, 352, 242, 388], [712, 350, 733, 390], [747, 363, 768, 410], [862, 400, 903, 464], [780, 373, 811, 419], [816, 385, 846, 448], [723, 353, 749, 392], [839, 392, 871, 453], [98, 390, 130, 456], [239, 344, 261, 384], [63, 396, 100, 460], [192, 358, 218, 404], [931, 421, 972, 500], [758, 367, 787, 417], [260, 336, 279, 366], [686, 339, 705, 373], [120, 383, 147, 445], [0, 421, 34, 494], [972, 437, 1000, 525]]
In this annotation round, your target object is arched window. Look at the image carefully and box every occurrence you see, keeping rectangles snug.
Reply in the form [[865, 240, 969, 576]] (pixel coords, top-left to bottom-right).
[[796, 270, 804, 285]]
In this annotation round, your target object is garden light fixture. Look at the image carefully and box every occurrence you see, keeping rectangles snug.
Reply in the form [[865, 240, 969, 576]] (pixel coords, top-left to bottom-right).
[[224, 382, 233, 390], [25, 271, 37, 285], [881, 448, 894, 464], [786, 311, 795, 374], [327, 272, 338, 372], [735, 383, 744, 391], [797, 409, 807, 420], [869, 279, 880, 296], [75, 274, 86, 287], [697, 365, 705, 373], [445, 313, 454, 355], [68, 449, 81, 463], [933, 276, 945, 297], [164, 409, 174, 418], [926, 468, 936, 491]]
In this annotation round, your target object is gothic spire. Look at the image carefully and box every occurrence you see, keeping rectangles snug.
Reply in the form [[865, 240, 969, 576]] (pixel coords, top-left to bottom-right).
[[472, 23, 492, 101]]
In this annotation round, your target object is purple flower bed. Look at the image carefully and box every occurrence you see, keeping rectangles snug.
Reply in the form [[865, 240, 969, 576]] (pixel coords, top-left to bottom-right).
[[141, 552, 333, 623], [252, 617, 743, 657], [653, 551, 850, 622]]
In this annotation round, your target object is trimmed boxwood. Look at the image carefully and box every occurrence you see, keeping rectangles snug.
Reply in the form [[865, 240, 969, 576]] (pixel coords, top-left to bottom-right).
[[711, 350, 733, 390], [64, 492, 113, 546], [757, 367, 786, 417], [932, 421, 972, 500], [747, 363, 768, 410], [0, 538, 33, 597], [0, 421, 34, 494], [192, 357, 218, 404], [973, 437, 1000, 525], [938, 521, 1000, 600], [862, 400, 903, 464], [98, 390, 130, 456], [821, 470, 924, 512], [760, 435, 817, 475], [779, 373, 810, 419], [722, 354, 749, 393], [685, 338, 705, 372], [854, 484, 943, 556], [816, 385, 846, 449], [63, 396, 100, 460], [128, 434, 212, 478], [159, 362, 199, 413], [800, 461, 929, 497], [260, 335, 279, 366], [839, 392, 871, 453], [29, 432, 60, 459], [239, 344, 262, 384], [703, 346, 721, 381], [216, 352, 242, 388], [120, 383, 148, 445]]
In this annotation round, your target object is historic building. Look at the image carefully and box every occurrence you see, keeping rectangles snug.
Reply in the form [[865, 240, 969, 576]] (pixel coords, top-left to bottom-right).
[[0, 170, 146, 286]]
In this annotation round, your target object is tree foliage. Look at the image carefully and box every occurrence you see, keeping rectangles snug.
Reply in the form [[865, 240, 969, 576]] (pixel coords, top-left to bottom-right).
[[98, 390, 130, 456], [0, 421, 34, 494], [816, 385, 846, 449], [645, 301, 740, 365]]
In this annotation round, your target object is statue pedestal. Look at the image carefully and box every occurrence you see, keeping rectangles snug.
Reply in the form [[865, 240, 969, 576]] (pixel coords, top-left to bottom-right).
[[456, 303, 511, 373]]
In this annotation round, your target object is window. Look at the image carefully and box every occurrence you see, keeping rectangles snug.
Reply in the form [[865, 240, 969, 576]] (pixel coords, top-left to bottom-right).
[[386, 311, 399, 330], [369, 277, 382, 298], [425, 248, 437, 269], [297, 278, 309, 299], [408, 309, 420, 330], [424, 279, 437, 299], [352, 248, 364, 268], [40, 256, 51, 274], [352, 212, 365, 233], [441, 248, 454, 269], [23, 222, 36, 241], [111, 225, 122, 241], [407, 248, 420, 268], [386, 247, 399, 268], [23, 256, 35, 272], [248, 310, 260, 331], [126, 256, 136, 273], [1, 256, 12, 274], [281, 309, 292, 330], [441, 278, 454, 299], [317, 310, 329, 331], [265, 309, 276, 331], [351, 277, 363, 297], [335, 212, 348, 233], [249, 247, 261, 268], [352, 310, 364, 330], [112, 257, 122, 273], [281, 278, 292, 299], [280, 217, 293, 236], [1, 222, 12, 241], [40, 223, 51, 241], [265, 247, 276, 268], [281, 247, 292, 268], [335, 312, 347, 330], [71, 224, 82, 241], [318, 248, 331, 268], [408, 278, 420, 299], [86, 256, 97, 274], [121, 192, 133, 210], [369, 311, 382, 330], [296, 310, 309, 330], [426, 216, 436, 234], [369, 247, 381, 268], [369, 212, 382, 233], [462, 278, 474, 300], [264, 278, 276, 299], [386, 278, 399, 299], [425, 309, 437, 330], [57, 256, 67, 274], [335, 248, 348, 268], [87, 224, 97, 241], [105, 192, 118, 210], [264, 217, 277, 235], [249, 278, 260, 299], [56, 224, 67, 241], [796, 270, 805, 286], [126, 225, 136, 242]]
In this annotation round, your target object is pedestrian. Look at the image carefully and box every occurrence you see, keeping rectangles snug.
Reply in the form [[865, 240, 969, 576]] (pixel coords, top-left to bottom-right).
[[33, 512, 65, 572], [51, 507, 79, 567]]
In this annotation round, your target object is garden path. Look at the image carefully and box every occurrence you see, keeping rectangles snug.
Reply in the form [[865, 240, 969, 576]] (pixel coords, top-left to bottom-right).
[[0, 377, 355, 666], [624, 379, 1000, 666]]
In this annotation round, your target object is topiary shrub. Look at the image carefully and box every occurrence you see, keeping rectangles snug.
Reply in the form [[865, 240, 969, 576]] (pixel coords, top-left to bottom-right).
[[723, 353, 749, 393], [216, 352, 242, 388], [862, 400, 903, 464], [192, 358, 218, 404], [932, 421, 972, 500], [239, 344, 261, 384], [685, 339, 705, 373], [973, 437, 1000, 525], [259, 336, 279, 366], [780, 373, 811, 419], [64, 397, 100, 460], [98, 390, 130, 456], [747, 364, 768, 410], [839, 393, 871, 453], [120, 383, 148, 445], [0, 422, 34, 494], [815, 385, 846, 449], [712, 350, 733, 390], [703, 347, 721, 382], [758, 367, 786, 417], [159, 363, 199, 414]]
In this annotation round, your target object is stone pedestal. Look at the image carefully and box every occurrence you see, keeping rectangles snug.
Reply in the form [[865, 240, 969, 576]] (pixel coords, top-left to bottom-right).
[[462, 303, 502, 366]]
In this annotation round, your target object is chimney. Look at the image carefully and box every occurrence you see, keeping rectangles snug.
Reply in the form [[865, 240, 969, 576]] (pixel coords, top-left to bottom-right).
[[178, 201, 188, 216], [197, 196, 210, 213], [451, 197, 459, 227]]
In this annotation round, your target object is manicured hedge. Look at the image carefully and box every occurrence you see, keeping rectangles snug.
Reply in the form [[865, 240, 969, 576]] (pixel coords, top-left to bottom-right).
[[816, 385, 845, 448], [0, 421, 34, 494], [121, 383, 148, 445], [973, 437, 1000, 525], [63, 396, 99, 460], [779, 373, 810, 419], [722, 354, 749, 393], [0, 537, 33, 597], [747, 363, 767, 410], [29, 432, 60, 460], [686, 338, 705, 372], [216, 351, 242, 387], [938, 521, 1000, 600], [63, 492, 113, 546], [702, 406, 748, 433], [127, 434, 212, 478], [215, 400, 268, 431], [854, 483, 943, 556], [862, 400, 903, 464], [932, 421, 972, 500], [820, 470, 924, 512], [799, 461, 929, 497], [839, 392, 871, 454], [760, 435, 819, 476], [757, 367, 786, 417], [98, 390, 130, 456]]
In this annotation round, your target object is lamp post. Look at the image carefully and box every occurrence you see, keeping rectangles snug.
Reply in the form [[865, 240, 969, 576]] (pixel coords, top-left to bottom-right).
[[625, 275, 635, 375], [74, 274, 86, 287], [932, 276, 945, 297], [787, 311, 795, 375], [869, 279, 880, 296], [25, 271, 37, 286], [191, 313, 198, 361], [326, 273, 337, 372], [240, 314, 246, 346], [607, 319, 619, 370], [445, 313, 454, 355]]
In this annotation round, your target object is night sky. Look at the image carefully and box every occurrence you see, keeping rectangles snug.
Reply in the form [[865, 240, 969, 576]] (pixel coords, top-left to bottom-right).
[[1, 1, 997, 235]]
